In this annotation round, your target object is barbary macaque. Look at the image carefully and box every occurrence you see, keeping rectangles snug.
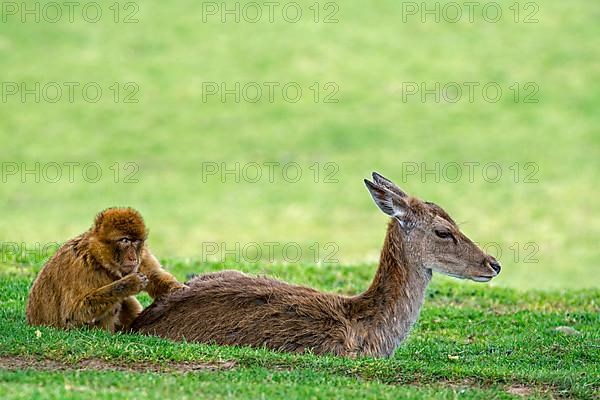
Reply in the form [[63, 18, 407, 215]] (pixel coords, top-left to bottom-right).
[[26, 207, 184, 332]]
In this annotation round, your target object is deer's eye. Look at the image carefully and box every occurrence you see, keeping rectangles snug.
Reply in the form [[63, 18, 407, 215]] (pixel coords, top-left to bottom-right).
[[434, 230, 453, 239]]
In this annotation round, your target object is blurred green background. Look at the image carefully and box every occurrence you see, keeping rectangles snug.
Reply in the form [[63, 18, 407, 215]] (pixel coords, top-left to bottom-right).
[[0, 1, 598, 289]]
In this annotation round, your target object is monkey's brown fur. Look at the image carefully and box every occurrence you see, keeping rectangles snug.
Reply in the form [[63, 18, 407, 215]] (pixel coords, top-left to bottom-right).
[[131, 173, 501, 357], [26, 207, 184, 332]]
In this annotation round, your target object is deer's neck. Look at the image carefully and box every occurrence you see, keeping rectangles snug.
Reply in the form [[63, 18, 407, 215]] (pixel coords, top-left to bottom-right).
[[352, 220, 431, 357]]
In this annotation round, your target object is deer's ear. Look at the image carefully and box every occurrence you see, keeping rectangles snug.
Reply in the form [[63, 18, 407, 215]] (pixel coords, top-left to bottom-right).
[[371, 172, 408, 198], [364, 179, 411, 219]]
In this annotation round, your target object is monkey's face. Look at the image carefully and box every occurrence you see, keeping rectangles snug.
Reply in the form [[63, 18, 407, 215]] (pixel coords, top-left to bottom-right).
[[112, 236, 145, 274], [90, 207, 149, 275]]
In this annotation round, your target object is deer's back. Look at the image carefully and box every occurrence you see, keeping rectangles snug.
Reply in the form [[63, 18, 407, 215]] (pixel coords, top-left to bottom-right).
[[131, 271, 360, 356]]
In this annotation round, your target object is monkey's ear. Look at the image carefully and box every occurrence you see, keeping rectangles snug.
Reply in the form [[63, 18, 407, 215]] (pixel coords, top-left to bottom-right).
[[93, 209, 108, 231]]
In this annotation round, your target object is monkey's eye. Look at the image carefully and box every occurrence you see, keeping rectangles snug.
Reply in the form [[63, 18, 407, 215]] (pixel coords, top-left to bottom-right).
[[434, 230, 453, 239], [117, 238, 130, 244]]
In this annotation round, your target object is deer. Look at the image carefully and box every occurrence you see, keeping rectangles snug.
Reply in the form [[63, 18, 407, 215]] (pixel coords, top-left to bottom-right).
[[130, 172, 501, 358]]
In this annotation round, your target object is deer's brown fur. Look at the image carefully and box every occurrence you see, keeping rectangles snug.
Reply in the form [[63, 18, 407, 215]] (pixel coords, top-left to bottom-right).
[[131, 173, 500, 357]]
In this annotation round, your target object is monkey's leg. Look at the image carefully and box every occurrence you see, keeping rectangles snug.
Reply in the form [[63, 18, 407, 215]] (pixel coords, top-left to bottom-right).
[[140, 248, 185, 299], [66, 273, 145, 328], [115, 296, 143, 332]]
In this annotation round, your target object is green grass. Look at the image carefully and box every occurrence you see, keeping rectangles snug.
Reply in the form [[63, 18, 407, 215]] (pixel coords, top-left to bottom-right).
[[0, 1, 598, 398], [1, 261, 598, 399], [0, 0, 599, 289], [0, 370, 525, 400]]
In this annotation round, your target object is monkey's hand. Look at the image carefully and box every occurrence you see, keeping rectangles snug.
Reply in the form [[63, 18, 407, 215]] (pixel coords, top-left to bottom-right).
[[171, 282, 188, 291], [66, 273, 148, 327], [119, 272, 148, 295]]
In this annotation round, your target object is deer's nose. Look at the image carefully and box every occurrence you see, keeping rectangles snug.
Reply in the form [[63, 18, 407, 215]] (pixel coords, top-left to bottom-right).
[[487, 257, 501, 274]]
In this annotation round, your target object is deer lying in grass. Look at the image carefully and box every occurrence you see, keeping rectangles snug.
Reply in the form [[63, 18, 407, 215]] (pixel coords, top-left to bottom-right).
[[131, 173, 501, 358]]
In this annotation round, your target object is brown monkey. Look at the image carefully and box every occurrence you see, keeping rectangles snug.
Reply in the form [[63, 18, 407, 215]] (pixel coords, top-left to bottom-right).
[[26, 207, 184, 332]]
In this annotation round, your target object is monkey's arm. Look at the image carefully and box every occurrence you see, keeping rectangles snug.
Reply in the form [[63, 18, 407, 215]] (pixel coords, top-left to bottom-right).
[[66, 273, 147, 327], [140, 248, 185, 299]]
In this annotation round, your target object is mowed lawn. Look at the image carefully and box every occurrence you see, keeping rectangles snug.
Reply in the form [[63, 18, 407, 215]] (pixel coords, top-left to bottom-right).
[[0, 0, 598, 290], [0, 261, 599, 399]]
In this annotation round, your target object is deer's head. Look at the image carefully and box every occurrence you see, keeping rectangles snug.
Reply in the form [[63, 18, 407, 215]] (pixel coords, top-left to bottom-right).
[[365, 172, 500, 282]]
